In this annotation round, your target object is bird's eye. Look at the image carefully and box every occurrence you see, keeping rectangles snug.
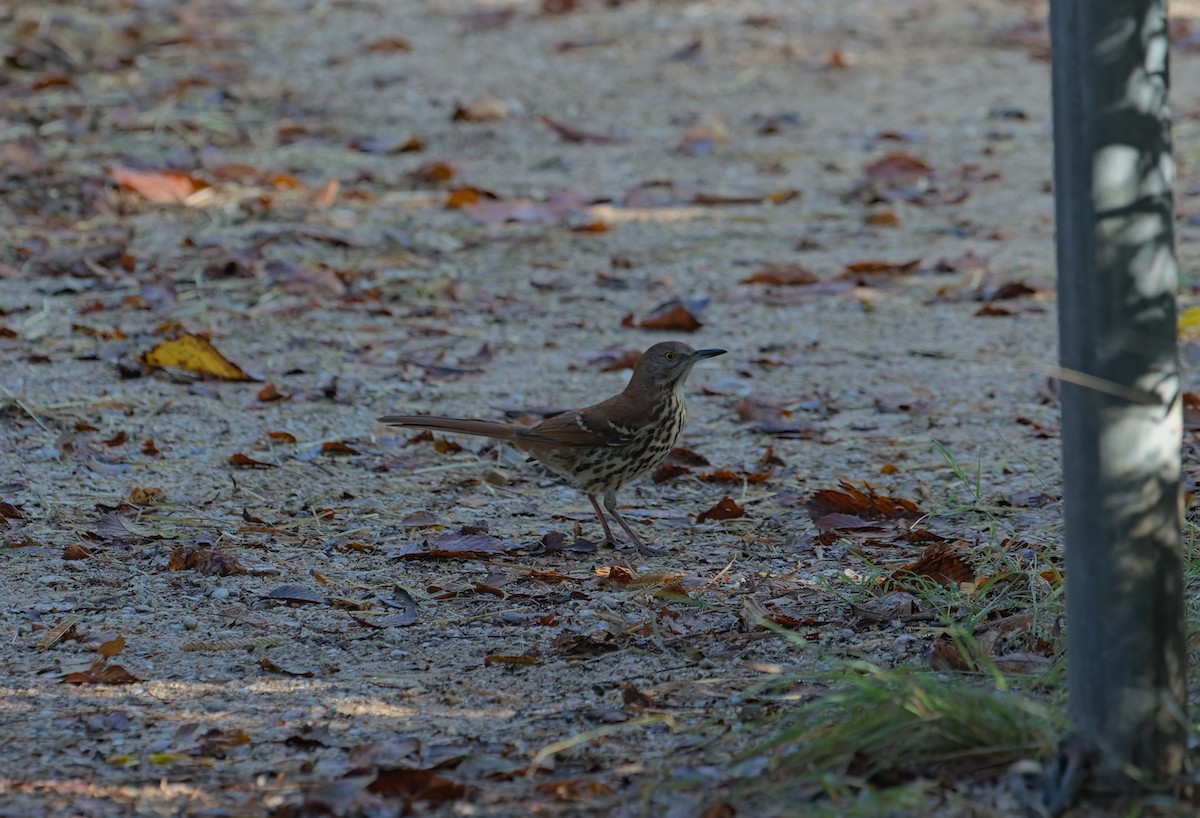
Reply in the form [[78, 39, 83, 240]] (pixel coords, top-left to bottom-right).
[[664, 351, 676, 361]]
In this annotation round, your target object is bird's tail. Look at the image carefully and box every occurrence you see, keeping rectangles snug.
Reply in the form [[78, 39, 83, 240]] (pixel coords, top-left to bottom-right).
[[377, 415, 520, 441]]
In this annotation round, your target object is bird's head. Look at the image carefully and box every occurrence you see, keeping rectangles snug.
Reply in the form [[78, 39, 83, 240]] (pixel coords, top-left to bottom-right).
[[627, 341, 726, 392]]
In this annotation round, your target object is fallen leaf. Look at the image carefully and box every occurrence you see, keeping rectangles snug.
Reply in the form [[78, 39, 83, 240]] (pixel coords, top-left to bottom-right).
[[975, 304, 1013, 317], [257, 383, 288, 402], [111, 167, 208, 204], [627, 299, 704, 332], [696, 496, 746, 523], [452, 97, 509, 122], [230, 453, 274, 468], [265, 584, 324, 605], [0, 501, 27, 523], [887, 543, 976, 589], [349, 133, 424, 154], [63, 659, 142, 685], [366, 767, 467, 802], [37, 616, 82, 651], [652, 463, 691, 483], [365, 36, 412, 52], [838, 259, 922, 282], [825, 49, 852, 68], [539, 114, 628, 144], [986, 281, 1038, 301], [141, 334, 254, 381], [62, 543, 92, 560], [261, 658, 316, 677], [128, 486, 164, 505], [581, 345, 642, 372], [484, 654, 540, 667], [321, 441, 361, 456], [699, 468, 769, 484], [98, 635, 126, 658], [864, 152, 934, 192], [741, 263, 819, 286], [168, 545, 248, 575], [808, 481, 921, 521], [391, 532, 522, 559], [262, 259, 347, 298], [866, 210, 900, 227], [409, 160, 460, 184]]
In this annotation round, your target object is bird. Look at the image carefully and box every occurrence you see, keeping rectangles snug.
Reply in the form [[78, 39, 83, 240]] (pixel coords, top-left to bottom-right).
[[378, 341, 726, 555]]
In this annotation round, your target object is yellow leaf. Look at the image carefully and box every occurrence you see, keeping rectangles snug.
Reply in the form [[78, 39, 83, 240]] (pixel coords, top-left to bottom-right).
[[1179, 305, 1200, 338], [98, 635, 126, 658], [141, 335, 254, 381], [106, 754, 140, 766], [149, 753, 191, 765]]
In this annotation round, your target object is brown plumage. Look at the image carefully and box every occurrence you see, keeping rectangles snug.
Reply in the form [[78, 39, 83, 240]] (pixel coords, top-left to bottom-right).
[[378, 341, 726, 554]]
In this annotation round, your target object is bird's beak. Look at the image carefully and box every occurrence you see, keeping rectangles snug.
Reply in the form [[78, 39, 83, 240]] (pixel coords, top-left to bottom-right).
[[693, 348, 726, 359]]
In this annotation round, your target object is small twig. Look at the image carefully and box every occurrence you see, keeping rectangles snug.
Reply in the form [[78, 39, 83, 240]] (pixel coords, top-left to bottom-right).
[[0, 383, 50, 433], [525, 714, 675, 776]]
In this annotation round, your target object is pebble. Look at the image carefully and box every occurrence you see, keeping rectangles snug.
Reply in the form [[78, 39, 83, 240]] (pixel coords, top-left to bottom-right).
[[181, 615, 199, 630], [211, 587, 230, 600]]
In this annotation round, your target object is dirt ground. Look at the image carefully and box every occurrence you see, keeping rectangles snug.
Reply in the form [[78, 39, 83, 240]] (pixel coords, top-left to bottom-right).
[[3, 0, 1200, 816]]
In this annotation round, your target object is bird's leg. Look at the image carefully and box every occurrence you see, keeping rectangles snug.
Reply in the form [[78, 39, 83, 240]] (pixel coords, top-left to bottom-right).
[[588, 495, 617, 546], [604, 492, 664, 556]]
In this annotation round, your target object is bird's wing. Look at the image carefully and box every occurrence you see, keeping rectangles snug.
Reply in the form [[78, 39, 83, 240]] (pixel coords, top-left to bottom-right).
[[518, 405, 649, 447]]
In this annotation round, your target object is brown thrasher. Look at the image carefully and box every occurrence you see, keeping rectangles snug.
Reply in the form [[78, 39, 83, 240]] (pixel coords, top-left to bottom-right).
[[378, 341, 725, 554]]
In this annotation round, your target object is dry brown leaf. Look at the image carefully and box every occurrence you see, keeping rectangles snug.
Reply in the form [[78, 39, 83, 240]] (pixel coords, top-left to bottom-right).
[[63, 659, 142, 685], [230, 453, 274, 469], [128, 486, 164, 505], [699, 468, 769, 484], [864, 152, 934, 191], [888, 543, 977, 588], [0, 501, 26, 523], [62, 543, 93, 560], [257, 383, 288, 402], [539, 114, 627, 144], [98, 635, 126, 658], [37, 616, 82, 651], [111, 167, 208, 204], [626, 300, 703, 332], [582, 345, 642, 372], [741, 263, 819, 286], [452, 97, 509, 122], [807, 480, 921, 521], [366, 767, 467, 802], [651, 463, 691, 483], [409, 160, 460, 184], [987, 281, 1039, 301], [365, 36, 412, 52], [321, 441, 361, 455], [696, 496, 746, 523], [484, 654, 540, 667], [169, 545, 248, 575], [839, 259, 922, 281], [141, 334, 254, 381]]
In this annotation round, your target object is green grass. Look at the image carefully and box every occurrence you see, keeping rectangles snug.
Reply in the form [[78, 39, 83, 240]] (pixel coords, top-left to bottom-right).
[[735, 661, 1062, 815], [723, 442, 1200, 815]]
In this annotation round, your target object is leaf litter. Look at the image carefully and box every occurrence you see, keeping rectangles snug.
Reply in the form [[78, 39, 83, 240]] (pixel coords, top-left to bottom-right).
[[0, 0, 1123, 815]]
